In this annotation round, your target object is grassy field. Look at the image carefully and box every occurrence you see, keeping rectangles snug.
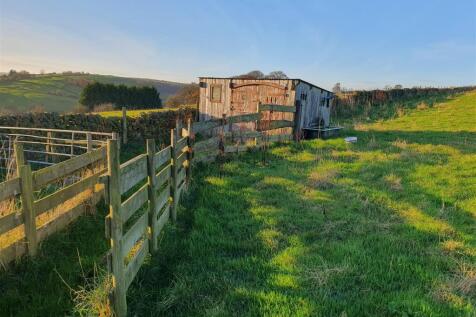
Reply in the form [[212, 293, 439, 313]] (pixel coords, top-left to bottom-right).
[[96, 104, 196, 118], [0, 92, 474, 316], [0, 74, 185, 113], [125, 91, 476, 316]]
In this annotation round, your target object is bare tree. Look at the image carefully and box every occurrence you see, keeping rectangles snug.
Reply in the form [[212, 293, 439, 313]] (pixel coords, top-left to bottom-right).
[[265, 71, 288, 79], [235, 70, 265, 79], [332, 83, 342, 94]]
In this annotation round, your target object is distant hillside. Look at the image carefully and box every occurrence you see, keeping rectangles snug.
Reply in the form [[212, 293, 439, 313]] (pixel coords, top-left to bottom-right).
[[0, 73, 187, 113]]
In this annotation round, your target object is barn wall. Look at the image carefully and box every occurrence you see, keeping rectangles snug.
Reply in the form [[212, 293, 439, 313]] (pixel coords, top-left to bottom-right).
[[295, 82, 331, 129], [198, 78, 295, 121]]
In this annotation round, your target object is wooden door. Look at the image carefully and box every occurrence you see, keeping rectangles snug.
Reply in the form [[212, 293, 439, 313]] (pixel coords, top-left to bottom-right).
[[230, 81, 289, 133]]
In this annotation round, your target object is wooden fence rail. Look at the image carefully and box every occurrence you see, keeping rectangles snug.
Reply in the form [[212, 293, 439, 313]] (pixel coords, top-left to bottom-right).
[[0, 144, 108, 266]]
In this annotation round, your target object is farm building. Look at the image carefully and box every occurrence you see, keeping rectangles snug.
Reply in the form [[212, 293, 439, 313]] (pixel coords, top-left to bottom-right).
[[198, 77, 335, 137]]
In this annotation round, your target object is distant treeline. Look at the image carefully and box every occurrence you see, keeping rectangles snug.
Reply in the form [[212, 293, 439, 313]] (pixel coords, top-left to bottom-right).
[[79, 82, 162, 110], [333, 86, 475, 120]]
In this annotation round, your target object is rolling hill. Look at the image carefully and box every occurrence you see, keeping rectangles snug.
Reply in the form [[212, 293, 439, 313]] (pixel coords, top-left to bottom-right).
[[0, 73, 187, 113]]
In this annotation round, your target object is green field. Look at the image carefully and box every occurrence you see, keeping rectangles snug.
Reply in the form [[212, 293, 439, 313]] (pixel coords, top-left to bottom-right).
[[96, 104, 196, 118], [0, 91, 474, 316], [0, 74, 185, 113], [127, 91, 476, 316]]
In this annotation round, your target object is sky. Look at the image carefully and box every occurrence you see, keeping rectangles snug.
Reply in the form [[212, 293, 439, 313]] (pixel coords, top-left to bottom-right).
[[1, 0, 475, 90]]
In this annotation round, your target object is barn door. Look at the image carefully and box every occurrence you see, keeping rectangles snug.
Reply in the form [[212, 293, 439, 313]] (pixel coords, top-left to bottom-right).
[[230, 81, 289, 132]]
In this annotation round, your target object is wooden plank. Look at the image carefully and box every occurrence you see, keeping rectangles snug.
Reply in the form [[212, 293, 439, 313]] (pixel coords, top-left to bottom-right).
[[224, 130, 262, 139], [259, 120, 294, 131], [176, 137, 188, 153], [0, 212, 23, 235], [18, 165, 37, 256], [193, 137, 220, 152], [259, 104, 296, 113], [34, 169, 105, 215], [120, 154, 147, 194], [107, 139, 127, 317], [227, 113, 261, 124], [120, 184, 148, 223], [156, 184, 170, 213], [0, 239, 27, 267], [192, 119, 223, 134], [155, 204, 170, 237], [170, 127, 179, 222], [176, 152, 187, 169], [146, 139, 158, 253], [37, 190, 103, 242], [32, 147, 106, 190], [0, 177, 21, 201], [124, 239, 149, 289], [177, 167, 186, 185], [154, 146, 171, 169], [266, 134, 293, 142], [156, 164, 171, 188], [122, 212, 148, 258]]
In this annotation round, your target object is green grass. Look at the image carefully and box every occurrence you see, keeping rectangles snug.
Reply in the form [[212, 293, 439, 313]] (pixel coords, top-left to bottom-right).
[[126, 91, 476, 316], [96, 104, 196, 118], [0, 91, 474, 316], [0, 74, 185, 113]]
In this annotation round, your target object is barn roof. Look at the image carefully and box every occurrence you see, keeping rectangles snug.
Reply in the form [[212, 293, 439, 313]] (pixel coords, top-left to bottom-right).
[[198, 77, 332, 94]]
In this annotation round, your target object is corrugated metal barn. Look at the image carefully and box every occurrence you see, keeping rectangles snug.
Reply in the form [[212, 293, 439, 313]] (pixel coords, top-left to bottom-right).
[[198, 77, 334, 137]]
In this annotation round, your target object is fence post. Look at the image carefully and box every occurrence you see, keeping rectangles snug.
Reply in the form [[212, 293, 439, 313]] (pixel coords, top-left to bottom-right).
[[170, 123, 179, 223], [107, 139, 127, 317], [122, 107, 127, 145], [14, 141, 25, 174], [146, 139, 159, 252], [185, 118, 192, 184], [86, 133, 93, 152], [18, 165, 38, 256], [45, 131, 51, 163]]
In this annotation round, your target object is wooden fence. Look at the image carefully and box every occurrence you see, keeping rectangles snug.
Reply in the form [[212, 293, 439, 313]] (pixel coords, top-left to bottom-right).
[[0, 103, 296, 315], [106, 104, 295, 316], [0, 143, 108, 266]]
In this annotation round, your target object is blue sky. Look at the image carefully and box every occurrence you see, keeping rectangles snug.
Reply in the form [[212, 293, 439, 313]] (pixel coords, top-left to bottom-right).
[[1, 0, 475, 90]]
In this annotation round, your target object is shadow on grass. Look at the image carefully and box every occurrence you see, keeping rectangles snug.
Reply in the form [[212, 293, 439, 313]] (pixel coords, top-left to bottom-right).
[[126, 137, 475, 316], [0, 201, 109, 317]]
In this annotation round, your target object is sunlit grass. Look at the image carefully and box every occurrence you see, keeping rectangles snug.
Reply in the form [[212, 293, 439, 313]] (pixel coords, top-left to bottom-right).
[[125, 91, 476, 316], [95, 104, 195, 118]]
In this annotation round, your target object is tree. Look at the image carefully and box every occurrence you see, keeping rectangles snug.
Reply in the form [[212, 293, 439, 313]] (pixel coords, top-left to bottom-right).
[[166, 84, 199, 107], [394, 84, 403, 89], [265, 71, 288, 79], [235, 70, 265, 79], [79, 82, 162, 110], [332, 83, 342, 94]]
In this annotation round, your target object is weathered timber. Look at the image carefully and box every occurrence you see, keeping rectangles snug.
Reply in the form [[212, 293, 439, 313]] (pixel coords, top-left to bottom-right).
[[156, 164, 171, 188], [259, 104, 297, 113], [18, 165, 37, 256], [121, 212, 148, 258], [34, 169, 105, 215], [0, 212, 23, 235], [227, 112, 262, 124], [0, 177, 21, 201], [120, 154, 147, 194], [120, 184, 148, 223], [32, 147, 106, 190], [107, 139, 127, 317], [146, 139, 158, 252], [124, 239, 149, 289], [154, 146, 171, 170]]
